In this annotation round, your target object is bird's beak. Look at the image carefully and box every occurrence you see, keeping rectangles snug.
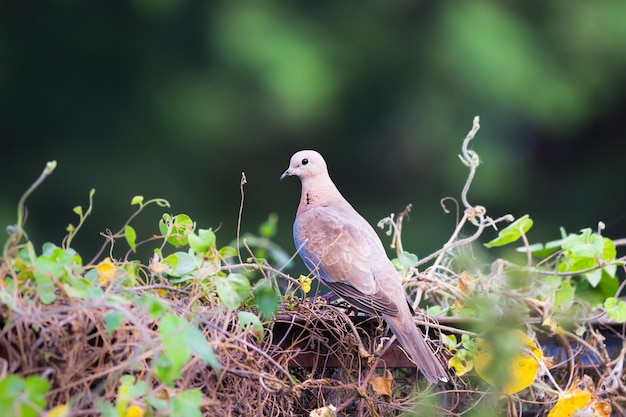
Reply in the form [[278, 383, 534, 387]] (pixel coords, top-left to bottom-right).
[[280, 168, 291, 181]]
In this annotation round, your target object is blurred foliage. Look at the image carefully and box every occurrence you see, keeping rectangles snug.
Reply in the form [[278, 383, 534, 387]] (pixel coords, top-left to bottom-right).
[[1, 2, 626, 261]]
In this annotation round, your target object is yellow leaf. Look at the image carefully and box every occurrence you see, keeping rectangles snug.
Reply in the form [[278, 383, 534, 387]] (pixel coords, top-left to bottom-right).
[[48, 404, 69, 417], [473, 329, 542, 394], [547, 387, 591, 417], [298, 274, 312, 294], [369, 370, 393, 399], [96, 257, 118, 285], [125, 404, 145, 417], [449, 355, 473, 376]]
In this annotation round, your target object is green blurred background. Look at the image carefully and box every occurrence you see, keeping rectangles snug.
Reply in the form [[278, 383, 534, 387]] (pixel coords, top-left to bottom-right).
[[1, 2, 625, 265]]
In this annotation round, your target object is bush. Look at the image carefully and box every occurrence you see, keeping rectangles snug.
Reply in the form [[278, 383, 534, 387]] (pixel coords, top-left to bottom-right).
[[1, 118, 624, 416]]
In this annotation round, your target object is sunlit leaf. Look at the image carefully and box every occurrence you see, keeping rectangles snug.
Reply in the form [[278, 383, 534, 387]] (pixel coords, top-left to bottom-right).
[[604, 297, 626, 322], [298, 274, 312, 294], [449, 355, 473, 376], [561, 228, 603, 258], [48, 404, 70, 417], [441, 334, 458, 350], [473, 329, 541, 394], [125, 405, 145, 417], [159, 214, 195, 247], [188, 228, 216, 254], [547, 384, 591, 417], [484, 215, 533, 248], [218, 246, 238, 259], [125, 225, 137, 253]]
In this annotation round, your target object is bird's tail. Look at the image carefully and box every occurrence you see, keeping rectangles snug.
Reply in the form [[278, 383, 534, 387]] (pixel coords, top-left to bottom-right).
[[384, 312, 448, 383]]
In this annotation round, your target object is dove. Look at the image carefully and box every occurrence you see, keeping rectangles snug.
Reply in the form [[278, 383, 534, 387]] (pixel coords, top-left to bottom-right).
[[281, 150, 447, 383]]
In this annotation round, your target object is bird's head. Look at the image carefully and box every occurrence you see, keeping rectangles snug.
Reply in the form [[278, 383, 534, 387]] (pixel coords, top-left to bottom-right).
[[280, 150, 328, 181]]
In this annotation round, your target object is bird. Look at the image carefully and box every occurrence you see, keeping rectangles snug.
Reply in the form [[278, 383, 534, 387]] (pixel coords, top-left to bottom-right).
[[281, 150, 448, 383]]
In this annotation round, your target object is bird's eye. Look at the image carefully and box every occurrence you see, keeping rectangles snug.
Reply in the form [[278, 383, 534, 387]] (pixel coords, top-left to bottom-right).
[[301, 158, 309, 165]]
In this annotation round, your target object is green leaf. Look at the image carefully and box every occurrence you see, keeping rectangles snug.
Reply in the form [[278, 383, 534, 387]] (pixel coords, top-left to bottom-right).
[[215, 274, 251, 310], [146, 394, 168, 411], [605, 297, 626, 322], [427, 305, 442, 317], [259, 213, 279, 238], [33, 272, 56, 304], [153, 353, 180, 386], [599, 237, 618, 279], [139, 294, 168, 319], [131, 195, 144, 205], [392, 251, 418, 274], [159, 314, 191, 379], [441, 334, 458, 351], [516, 240, 562, 258], [116, 375, 133, 416], [584, 269, 603, 288], [0, 375, 50, 417], [554, 280, 575, 310], [115, 375, 146, 412], [254, 282, 281, 319], [125, 225, 137, 253], [561, 228, 603, 258], [96, 399, 118, 417], [597, 272, 619, 300], [238, 311, 264, 340], [170, 389, 202, 417], [484, 215, 533, 248], [159, 214, 195, 247], [600, 237, 616, 261], [163, 252, 197, 278], [184, 325, 221, 371], [188, 228, 216, 254], [103, 311, 124, 337], [156, 314, 220, 383], [218, 246, 238, 259], [63, 278, 103, 300], [159, 213, 172, 236]]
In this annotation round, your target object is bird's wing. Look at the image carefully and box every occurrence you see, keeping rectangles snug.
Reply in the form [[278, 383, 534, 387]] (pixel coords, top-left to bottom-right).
[[294, 205, 399, 316]]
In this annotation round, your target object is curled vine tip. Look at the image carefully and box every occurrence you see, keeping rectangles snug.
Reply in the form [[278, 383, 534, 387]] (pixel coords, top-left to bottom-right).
[[45, 160, 57, 175]]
